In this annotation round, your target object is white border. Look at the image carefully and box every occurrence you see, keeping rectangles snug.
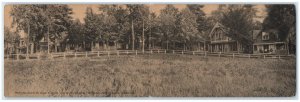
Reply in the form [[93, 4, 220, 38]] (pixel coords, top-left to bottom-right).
[[0, 0, 299, 102]]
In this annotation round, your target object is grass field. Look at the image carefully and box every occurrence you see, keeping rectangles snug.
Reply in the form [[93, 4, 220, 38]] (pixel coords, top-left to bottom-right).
[[4, 54, 296, 97]]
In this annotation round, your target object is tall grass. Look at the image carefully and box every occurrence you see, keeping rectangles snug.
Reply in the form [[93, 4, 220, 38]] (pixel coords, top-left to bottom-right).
[[4, 54, 296, 97]]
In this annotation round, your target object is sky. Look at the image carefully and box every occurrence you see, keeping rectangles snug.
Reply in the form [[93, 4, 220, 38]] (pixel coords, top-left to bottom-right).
[[4, 4, 267, 28]]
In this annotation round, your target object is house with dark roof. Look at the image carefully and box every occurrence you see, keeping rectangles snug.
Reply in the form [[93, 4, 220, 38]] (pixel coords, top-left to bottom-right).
[[252, 29, 288, 54]]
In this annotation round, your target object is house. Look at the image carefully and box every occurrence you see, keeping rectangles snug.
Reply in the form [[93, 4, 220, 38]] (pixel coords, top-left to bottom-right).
[[208, 22, 243, 53], [252, 29, 288, 54]]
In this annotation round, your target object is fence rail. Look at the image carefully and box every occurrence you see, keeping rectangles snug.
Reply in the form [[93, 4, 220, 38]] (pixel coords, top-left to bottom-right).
[[4, 49, 295, 61]]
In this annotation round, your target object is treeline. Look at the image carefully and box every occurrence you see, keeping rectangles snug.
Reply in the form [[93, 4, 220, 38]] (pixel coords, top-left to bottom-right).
[[5, 4, 295, 54]]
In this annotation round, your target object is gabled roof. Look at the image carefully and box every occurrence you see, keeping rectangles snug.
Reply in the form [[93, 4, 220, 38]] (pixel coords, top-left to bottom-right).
[[252, 30, 261, 40], [208, 22, 254, 44], [254, 29, 281, 43], [209, 22, 228, 38], [255, 29, 278, 39]]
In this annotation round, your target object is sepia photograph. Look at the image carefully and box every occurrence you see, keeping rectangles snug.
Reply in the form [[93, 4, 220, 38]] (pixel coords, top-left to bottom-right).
[[3, 3, 296, 97]]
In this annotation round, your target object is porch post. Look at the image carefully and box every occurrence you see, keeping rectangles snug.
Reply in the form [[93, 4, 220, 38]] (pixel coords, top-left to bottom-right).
[[204, 41, 206, 51], [237, 41, 240, 53], [286, 43, 290, 55], [252, 44, 255, 53]]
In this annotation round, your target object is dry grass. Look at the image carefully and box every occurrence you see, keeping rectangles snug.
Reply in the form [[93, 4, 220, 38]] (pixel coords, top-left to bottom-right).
[[4, 54, 296, 97]]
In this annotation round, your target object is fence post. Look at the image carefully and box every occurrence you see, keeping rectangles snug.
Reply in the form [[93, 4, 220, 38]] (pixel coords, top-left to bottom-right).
[[164, 50, 166, 54], [17, 54, 19, 60], [85, 52, 88, 57], [64, 52, 66, 59], [135, 50, 137, 55], [193, 51, 195, 55], [26, 54, 29, 60], [219, 52, 221, 57], [74, 53, 77, 58], [49, 53, 53, 59], [181, 50, 183, 55], [248, 54, 250, 59], [117, 51, 119, 56], [126, 50, 129, 55], [151, 50, 153, 54], [205, 52, 207, 57], [158, 50, 160, 53], [36, 53, 39, 60], [233, 53, 235, 58], [172, 50, 175, 54], [97, 51, 100, 57], [107, 51, 110, 57]]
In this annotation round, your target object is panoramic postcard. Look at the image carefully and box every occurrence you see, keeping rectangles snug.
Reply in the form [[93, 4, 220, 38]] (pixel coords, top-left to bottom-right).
[[4, 4, 296, 97]]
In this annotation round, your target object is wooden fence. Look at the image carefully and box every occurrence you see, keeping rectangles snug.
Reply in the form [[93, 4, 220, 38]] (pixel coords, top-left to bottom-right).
[[4, 49, 295, 60]]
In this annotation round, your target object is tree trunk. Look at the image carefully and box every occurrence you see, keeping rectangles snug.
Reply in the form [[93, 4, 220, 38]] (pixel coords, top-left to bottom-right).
[[152, 41, 155, 49], [142, 20, 145, 53], [47, 25, 50, 54], [173, 42, 176, 50], [95, 42, 99, 50], [55, 45, 57, 52], [103, 41, 107, 50], [107, 40, 110, 50], [149, 29, 151, 50], [184, 40, 186, 51], [166, 31, 169, 50], [27, 22, 30, 55], [91, 41, 94, 51], [131, 20, 135, 50], [54, 39, 57, 52], [31, 43, 34, 54], [114, 41, 117, 50], [167, 40, 169, 50], [83, 41, 86, 51]]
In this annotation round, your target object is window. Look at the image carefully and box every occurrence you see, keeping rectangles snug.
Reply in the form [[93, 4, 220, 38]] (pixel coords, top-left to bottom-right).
[[20, 41, 24, 46], [262, 32, 269, 40]]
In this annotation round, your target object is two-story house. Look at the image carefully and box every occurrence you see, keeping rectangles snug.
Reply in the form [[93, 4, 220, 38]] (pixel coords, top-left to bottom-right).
[[253, 29, 288, 54], [208, 22, 243, 53]]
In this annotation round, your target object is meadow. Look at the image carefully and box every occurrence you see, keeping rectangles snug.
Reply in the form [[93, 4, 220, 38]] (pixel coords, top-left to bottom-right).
[[4, 54, 296, 97]]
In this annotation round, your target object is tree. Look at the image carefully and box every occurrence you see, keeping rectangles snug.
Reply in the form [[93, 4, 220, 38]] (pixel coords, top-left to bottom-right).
[[263, 4, 296, 54], [67, 19, 84, 51], [140, 5, 150, 52], [46, 5, 73, 52], [100, 14, 118, 50], [11, 5, 45, 54], [186, 4, 209, 50], [11, 4, 73, 53], [83, 7, 102, 51], [146, 12, 158, 49], [4, 26, 20, 54], [159, 4, 179, 50], [126, 4, 150, 50], [186, 5, 207, 33], [219, 5, 257, 53], [177, 8, 200, 50], [99, 5, 129, 50]]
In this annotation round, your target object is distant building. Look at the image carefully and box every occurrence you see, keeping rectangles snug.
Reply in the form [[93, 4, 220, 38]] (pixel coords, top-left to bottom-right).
[[208, 22, 243, 53], [252, 29, 288, 54]]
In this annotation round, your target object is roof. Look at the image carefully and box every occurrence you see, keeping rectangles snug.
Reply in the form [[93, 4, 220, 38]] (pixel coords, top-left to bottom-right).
[[209, 22, 228, 38], [252, 30, 261, 40]]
